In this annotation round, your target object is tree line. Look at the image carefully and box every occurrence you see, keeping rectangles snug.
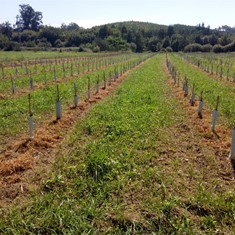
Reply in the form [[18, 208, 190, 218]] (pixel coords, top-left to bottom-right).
[[0, 4, 235, 53]]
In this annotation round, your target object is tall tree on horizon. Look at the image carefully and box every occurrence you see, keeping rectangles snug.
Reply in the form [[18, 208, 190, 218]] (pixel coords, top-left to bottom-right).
[[15, 4, 43, 31], [167, 25, 175, 37]]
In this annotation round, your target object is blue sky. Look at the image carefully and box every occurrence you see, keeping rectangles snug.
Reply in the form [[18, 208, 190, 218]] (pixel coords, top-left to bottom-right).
[[1, 0, 234, 29]]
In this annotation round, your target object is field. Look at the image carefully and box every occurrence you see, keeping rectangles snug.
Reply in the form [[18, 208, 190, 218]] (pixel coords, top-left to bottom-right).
[[0, 51, 235, 234], [0, 51, 95, 64]]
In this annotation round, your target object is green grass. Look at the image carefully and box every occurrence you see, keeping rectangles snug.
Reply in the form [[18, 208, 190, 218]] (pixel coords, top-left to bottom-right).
[[169, 53, 235, 127], [1, 54, 235, 234]]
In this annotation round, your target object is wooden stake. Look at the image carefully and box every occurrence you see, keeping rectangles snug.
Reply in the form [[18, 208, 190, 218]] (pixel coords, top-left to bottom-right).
[[190, 84, 195, 106], [96, 75, 99, 94], [198, 91, 203, 119], [29, 71, 34, 89], [87, 76, 91, 99], [215, 96, 219, 111], [11, 74, 16, 94], [54, 66, 57, 81], [74, 82, 78, 108], [109, 71, 112, 86], [70, 63, 73, 77], [28, 93, 33, 138], [1, 67, 4, 79]]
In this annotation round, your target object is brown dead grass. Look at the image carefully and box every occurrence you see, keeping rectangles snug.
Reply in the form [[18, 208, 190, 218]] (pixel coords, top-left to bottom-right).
[[0, 153, 33, 177]]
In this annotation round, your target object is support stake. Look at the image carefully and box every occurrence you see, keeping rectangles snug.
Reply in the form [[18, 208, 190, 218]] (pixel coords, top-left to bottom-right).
[[28, 94, 33, 138], [103, 72, 106, 90], [190, 84, 195, 106], [74, 82, 78, 108], [87, 76, 91, 99], [198, 91, 203, 119], [96, 75, 99, 94]]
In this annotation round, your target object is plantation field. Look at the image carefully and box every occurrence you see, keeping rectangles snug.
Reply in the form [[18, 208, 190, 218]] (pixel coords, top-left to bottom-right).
[[0, 52, 235, 234], [0, 52, 149, 145], [180, 52, 235, 80], [168, 53, 235, 127], [0, 51, 95, 64]]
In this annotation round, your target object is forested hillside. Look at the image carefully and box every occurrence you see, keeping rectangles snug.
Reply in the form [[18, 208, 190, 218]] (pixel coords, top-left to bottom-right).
[[0, 4, 235, 52]]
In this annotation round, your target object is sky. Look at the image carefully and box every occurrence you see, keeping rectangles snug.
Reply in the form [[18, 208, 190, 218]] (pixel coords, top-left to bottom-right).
[[1, 0, 235, 29]]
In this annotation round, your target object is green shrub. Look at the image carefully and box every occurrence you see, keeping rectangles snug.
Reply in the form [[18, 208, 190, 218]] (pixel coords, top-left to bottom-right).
[[93, 45, 100, 53], [166, 46, 173, 52], [212, 44, 224, 53], [184, 43, 203, 52]]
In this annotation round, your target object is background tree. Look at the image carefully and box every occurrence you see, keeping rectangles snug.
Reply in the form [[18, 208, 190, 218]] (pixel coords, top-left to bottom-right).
[[0, 22, 13, 39], [98, 25, 109, 39], [162, 36, 170, 48], [158, 29, 166, 40], [0, 34, 9, 49], [39, 26, 62, 47], [167, 25, 175, 37], [121, 25, 128, 40], [16, 4, 43, 31], [135, 32, 144, 52], [171, 34, 183, 52], [219, 35, 231, 46], [147, 37, 160, 52], [61, 22, 80, 31], [66, 32, 82, 47]]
